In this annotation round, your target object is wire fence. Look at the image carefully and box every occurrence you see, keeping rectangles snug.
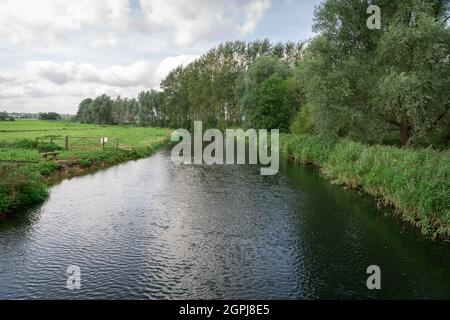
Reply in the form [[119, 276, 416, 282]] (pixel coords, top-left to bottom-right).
[[36, 136, 120, 151]]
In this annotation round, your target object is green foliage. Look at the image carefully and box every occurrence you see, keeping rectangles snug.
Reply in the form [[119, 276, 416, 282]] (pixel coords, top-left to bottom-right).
[[77, 94, 114, 125], [0, 111, 8, 121], [281, 134, 450, 238], [137, 90, 164, 127], [36, 142, 63, 153], [38, 112, 61, 121], [70, 2, 447, 145], [290, 105, 315, 134], [39, 162, 62, 177], [298, 0, 450, 146], [245, 74, 294, 131], [74, 40, 304, 130], [0, 164, 48, 214], [159, 40, 304, 129], [0, 138, 63, 153], [234, 56, 301, 130], [0, 139, 38, 149], [0, 120, 171, 216], [77, 159, 92, 168], [374, 11, 450, 146]]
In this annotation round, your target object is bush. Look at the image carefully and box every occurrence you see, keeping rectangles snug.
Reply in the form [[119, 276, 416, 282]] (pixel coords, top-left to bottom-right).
[[290, 105, 314, 134], [0, 164, 48, 214], [39, 162, 62, 177], [36, 142, 63, 153], [0, 139, 38, 149], [78, 159, 92, 168], [38, 112, 61, 121]]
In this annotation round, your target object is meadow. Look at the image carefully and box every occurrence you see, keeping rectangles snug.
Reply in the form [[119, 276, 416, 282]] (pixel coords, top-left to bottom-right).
[[0, 120, 171, 216]]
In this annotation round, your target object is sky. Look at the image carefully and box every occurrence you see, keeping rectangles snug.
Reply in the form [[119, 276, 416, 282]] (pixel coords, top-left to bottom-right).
[[0, 0, 322, 114]]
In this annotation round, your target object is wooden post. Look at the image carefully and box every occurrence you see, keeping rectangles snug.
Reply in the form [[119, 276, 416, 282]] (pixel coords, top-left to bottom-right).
[[102, 138, 105, 150], [115, 138, 119, 150], [65, 136, 69, 151]]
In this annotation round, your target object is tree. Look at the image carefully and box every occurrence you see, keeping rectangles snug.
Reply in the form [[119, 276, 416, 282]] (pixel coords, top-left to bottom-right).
[[299, 0, 450, 145], [235, 56, 297, 129], [247, 74, 294, 131], [374, 11, 450, 146], [38, 112, 61, 121], [138, 90, 164, 127], [76, 98, 93, 123], [0, 111, 7, 121], [159, 40, 305, 129], [290, 105, 315, 134], [76, 95, 114, 125]]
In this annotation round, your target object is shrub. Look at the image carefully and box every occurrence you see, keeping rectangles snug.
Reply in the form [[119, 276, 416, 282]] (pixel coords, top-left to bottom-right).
[[290, 105, 314, 134], [0, 164, 48, 214], [0, 139, 38, 149], [39, 162, 62, 177]]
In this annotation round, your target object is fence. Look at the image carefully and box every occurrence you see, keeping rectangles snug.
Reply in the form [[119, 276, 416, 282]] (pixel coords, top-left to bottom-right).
[[36, 136, 120, 151], [65, 136, 119, 151]]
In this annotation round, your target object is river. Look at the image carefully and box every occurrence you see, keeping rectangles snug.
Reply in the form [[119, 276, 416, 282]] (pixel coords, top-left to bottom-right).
[[1, 150, 449, 299]]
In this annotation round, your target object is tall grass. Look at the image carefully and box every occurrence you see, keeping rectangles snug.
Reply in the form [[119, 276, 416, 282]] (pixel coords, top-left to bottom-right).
[[0, 121, 172, 217], [0, 163, 48, 216], [281, 134, 450, 239]]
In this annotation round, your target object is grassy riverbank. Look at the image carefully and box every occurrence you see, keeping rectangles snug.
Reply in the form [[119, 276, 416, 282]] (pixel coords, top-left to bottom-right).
[[280, 134, 450, 239], [0, 120, 171, 217]]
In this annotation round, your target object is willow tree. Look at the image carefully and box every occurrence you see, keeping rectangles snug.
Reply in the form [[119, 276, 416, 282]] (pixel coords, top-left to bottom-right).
[[300, 0, 450, 146]]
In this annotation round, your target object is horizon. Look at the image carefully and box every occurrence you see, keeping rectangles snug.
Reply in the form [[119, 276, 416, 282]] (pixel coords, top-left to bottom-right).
[[0, 0, 321, 114]]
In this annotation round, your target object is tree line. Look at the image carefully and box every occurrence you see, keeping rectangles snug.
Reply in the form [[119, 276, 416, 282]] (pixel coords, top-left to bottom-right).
[[76, 39, 304, 129], [76, 0, 450, 147]]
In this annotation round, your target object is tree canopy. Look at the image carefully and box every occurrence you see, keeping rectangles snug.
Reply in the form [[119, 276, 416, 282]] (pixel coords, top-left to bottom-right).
[[75, 1, 449, 147], [301, 0, 450, 145]]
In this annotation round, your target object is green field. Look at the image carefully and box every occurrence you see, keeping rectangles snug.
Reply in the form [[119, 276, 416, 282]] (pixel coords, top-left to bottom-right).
[[0, 120, 171, 216]]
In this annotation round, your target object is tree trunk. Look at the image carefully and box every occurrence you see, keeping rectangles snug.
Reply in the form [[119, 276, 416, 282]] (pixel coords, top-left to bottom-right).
[[400, 120, 411, 146]]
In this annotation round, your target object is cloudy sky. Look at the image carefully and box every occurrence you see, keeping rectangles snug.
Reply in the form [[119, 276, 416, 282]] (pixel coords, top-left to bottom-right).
[[0, 0, 321, 114]]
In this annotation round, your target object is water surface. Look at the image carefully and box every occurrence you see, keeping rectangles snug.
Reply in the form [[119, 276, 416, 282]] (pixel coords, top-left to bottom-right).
[[0, 150, 449, 299]]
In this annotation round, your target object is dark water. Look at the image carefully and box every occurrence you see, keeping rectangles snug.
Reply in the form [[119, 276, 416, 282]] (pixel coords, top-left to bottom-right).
[[0, 150, 449, 299]]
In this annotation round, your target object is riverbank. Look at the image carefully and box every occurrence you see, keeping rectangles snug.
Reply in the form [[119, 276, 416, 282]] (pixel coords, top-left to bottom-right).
[[280, 134, 450, 240], [0, 139, 170, 217], [0, 120, 171, 217]]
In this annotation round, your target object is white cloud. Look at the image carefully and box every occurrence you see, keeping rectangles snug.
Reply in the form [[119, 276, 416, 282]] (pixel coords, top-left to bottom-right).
[[241, 0, 272, 34], [0, 0, 131, 47], [0, 0, 270, 49], [27, 60, 158, 87], [0, 0, 272, 113], [138, 0, 271, 46], [0, 55, 200, 112], [0, 72, 15, 83], [155, 55, 199, 79]]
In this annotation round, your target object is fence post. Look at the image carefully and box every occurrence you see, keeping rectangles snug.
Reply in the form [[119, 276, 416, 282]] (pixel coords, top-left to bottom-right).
[[115, 138, 119, 150], [65, 136, 69, 151], [102, 138, 105, 150]]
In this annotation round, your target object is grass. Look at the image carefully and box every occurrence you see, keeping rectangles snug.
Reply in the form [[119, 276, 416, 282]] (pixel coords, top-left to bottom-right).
[[280, 134, 450, 239], [0, 120, 171, 216], [4, 120, 448, 240]]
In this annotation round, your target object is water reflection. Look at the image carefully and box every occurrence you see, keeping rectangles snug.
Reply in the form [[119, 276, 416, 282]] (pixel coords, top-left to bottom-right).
[[0, 150, 449, 299]]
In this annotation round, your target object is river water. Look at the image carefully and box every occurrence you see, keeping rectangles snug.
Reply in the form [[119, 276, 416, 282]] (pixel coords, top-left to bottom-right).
[[0, 150, 449, 299]]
